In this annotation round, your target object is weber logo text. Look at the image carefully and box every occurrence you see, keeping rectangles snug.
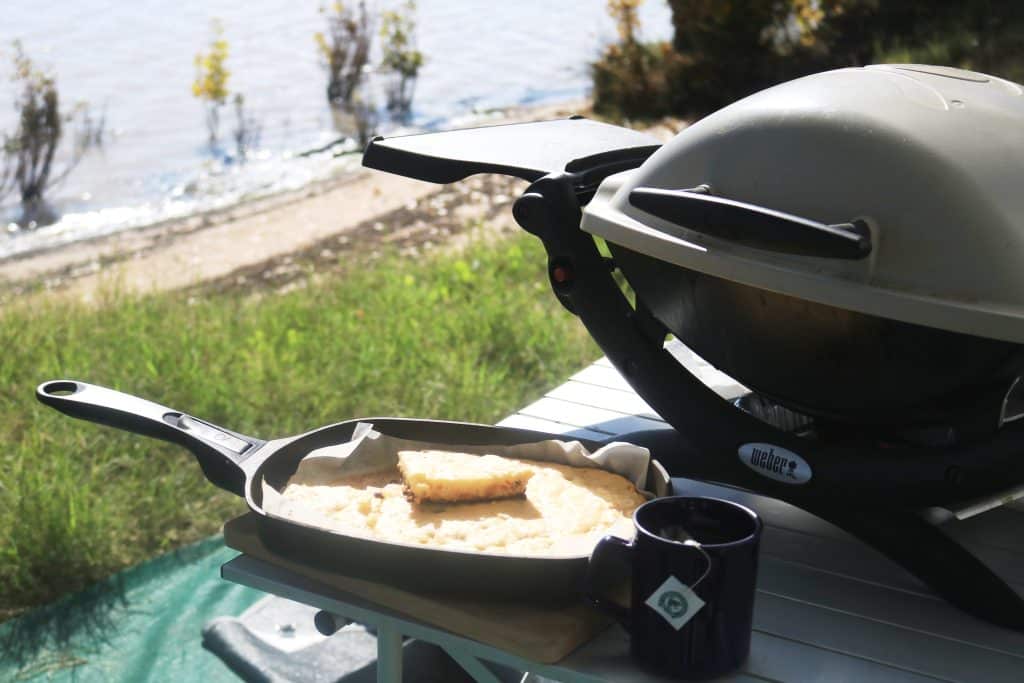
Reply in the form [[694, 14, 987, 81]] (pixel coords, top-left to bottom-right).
[[749, 446, 794, 476], [738, 443, 812, 484]]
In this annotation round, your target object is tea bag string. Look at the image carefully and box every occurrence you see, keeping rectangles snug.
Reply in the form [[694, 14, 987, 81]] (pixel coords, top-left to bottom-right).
[[683, 540, 712, 588]]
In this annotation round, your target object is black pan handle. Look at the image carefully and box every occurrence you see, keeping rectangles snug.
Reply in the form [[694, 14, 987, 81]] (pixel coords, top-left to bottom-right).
[[629, 186, 871, 259], [36, 380, 263, 496]]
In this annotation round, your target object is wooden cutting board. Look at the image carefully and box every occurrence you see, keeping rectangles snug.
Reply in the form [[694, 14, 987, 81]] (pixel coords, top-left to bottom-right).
[[222, 513, 612, 663]]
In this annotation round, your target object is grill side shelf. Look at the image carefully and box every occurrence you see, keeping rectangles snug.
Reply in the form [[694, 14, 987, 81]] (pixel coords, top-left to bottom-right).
[[363, 118, 661, 185]]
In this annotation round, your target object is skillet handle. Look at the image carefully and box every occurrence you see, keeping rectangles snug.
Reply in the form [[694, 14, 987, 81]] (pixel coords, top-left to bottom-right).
[[36, 380, 263, 496]]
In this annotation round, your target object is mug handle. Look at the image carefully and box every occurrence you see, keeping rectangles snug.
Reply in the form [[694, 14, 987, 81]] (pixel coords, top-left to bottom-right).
[[584, 535, 633, 629]]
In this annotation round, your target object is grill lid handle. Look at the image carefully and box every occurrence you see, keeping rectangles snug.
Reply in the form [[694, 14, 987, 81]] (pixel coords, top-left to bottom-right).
[[629, 186, 872, 259]]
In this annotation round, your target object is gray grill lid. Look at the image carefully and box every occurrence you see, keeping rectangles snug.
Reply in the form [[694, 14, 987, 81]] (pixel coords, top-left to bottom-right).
[[582, 65, 1024, 344]]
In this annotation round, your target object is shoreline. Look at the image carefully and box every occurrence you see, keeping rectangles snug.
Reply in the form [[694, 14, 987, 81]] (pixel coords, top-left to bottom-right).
[[0, 100, 588, 305], [0, 99, 683, 306]]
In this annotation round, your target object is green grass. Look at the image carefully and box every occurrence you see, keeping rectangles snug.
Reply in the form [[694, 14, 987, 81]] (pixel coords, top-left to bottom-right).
[[0, 231, 600, 619]]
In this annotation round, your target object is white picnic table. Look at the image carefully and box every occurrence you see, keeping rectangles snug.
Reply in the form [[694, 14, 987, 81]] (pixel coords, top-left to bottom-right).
[[222, 342, 1024, 682]]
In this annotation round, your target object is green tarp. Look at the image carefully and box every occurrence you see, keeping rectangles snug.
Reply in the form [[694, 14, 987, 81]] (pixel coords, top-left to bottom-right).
[[1, 536, 261, 682]]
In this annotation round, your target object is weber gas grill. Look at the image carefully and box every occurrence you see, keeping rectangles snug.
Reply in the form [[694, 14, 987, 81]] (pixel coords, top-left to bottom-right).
[[363, 64, 1024, 629]]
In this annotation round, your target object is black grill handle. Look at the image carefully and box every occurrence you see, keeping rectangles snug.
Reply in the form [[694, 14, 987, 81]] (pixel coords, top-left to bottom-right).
[[629, 186, 871, 259]]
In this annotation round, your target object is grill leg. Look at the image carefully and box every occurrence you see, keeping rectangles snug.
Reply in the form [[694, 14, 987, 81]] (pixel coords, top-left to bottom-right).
[[376, 622, 403, 683], [808, 504, 1024, 630]]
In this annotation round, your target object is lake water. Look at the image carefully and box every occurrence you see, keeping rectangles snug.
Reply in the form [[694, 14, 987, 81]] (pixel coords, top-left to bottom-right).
[[0, 0, 672, 258]]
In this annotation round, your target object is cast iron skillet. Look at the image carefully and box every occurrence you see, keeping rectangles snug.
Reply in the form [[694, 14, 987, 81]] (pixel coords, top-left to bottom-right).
[[36, 380, 670, 603]]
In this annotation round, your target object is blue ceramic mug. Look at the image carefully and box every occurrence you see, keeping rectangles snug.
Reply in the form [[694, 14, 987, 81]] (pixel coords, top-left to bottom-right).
[[585, 496, 762, 680]]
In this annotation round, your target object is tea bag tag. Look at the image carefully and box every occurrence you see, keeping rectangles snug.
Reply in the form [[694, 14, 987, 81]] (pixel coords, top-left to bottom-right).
[[645, 575, 706, 630]]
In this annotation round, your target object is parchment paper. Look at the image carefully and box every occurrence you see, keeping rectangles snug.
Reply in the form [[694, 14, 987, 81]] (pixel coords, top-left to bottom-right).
[[262, 421, 653, 515]]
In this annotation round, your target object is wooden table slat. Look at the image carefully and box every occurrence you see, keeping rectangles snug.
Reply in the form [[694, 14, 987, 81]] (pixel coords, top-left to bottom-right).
[[759, 526, 928, 596], [742, 630, 949, 683], [519, 396, 666, 436], [753, 592, 1022, 683], [569, 364, 638, 394], [547, 382, 662, 422], [757, 557, 1024, 655], [496, 413, 612, 442], [664, 342, 749, 400]]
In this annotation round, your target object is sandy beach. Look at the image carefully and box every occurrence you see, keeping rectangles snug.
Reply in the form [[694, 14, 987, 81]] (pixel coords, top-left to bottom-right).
[[0, 152, 524, 305]]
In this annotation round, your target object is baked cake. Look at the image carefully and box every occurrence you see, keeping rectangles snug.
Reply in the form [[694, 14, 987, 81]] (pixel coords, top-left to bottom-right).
[[275, 451, 646, 557], [397, 450, 534, 503]]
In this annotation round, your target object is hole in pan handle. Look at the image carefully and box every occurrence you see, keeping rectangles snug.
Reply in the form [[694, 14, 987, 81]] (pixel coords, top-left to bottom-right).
[[629, 186, 872, 259], [36, 380, 263, 495]]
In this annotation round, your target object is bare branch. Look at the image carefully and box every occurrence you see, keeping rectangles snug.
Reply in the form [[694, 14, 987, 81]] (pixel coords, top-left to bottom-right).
[[46, 102, 104, 189], [0, 134, 16, 202]]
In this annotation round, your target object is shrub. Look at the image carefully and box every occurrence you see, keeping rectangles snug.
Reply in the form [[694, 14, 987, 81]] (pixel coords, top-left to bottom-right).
[[653, 0, 1024, 119], [232, 94, 261, 161], [191, 20, 230, 150], [663, 0, 808, 117], [592, 41, 678, 121], [380, 0, 424, 117], [592, 1, 679, 121], [0, 41, 103, 228], [192, 22, 261, 161], [315, 2, 373, 111]]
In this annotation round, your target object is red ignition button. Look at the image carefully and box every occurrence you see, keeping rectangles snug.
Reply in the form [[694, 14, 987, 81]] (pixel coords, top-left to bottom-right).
[[552, 264, 574, 284]]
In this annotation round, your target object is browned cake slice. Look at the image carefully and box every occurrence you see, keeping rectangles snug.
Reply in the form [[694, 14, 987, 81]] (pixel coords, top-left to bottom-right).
[[397, 450, 535, 504]]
